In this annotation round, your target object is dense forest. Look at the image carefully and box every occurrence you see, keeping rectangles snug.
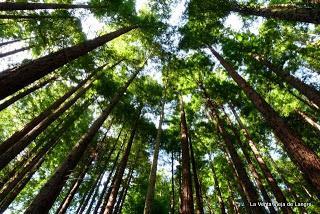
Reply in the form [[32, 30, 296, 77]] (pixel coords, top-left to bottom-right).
[[0, 0, 319, 213]]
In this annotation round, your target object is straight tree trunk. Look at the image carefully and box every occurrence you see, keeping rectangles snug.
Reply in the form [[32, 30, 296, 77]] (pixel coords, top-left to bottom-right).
[[171, 151, 175, 214], [0, 39, 21, 47], [296, 110, 320, 132], [229, 105, 305, 206], [0, 25, 136, 100], [143, 99, 165, 214], [94, 139, 126, 214], [209, 158, 226, 214], [188, 135, 204, 214], [0, 2, 94, 11], [202, 91, 264, 214], [0, 46, 32, 58], [113, 167, 134, 214], [0, 75, 93, 170], [84, 173, 104, 214], [208, 46, 320, 192], [76, 172, 103, 214], [0, 76, 56, 111], [255, 56, 320, 108], [179, 96, 194, 214], [55, 162, 91, 214], [24, 67, 141, 213], [102, 107, 142, 214], [226, 179, 240, 214], [231, 4, 320, 24]]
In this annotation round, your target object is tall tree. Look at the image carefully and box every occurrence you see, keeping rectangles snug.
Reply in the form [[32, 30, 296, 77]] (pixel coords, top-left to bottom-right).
[[0, 2, 96, 11]]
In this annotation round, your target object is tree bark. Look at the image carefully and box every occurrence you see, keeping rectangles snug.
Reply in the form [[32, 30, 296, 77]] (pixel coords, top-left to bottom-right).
[[188, 134, 204, 214], [24, 67, 141, 213], [202, 90, 264, 214], [0, 2, 94, 11], [297, 110, 320, 132], [179, 96, 194, 214], [0, 46, 32, 58], [0, 25, 137, 100], [255, 56, 320, 108], [231, 4, 320, 24], [209, 46, 320, 192], [171, 151, 175, 214], [209, 157, 226, 214], [143, 99, 165, 214], [102, 106, 142, 214], [0, 76, 56, 112], [55, 163, 90, 214]]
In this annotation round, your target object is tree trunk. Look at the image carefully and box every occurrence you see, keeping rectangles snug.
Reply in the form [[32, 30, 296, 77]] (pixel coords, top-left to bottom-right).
[[179, 96, 194, 214], [0, 2, 94, 11], [0, 68, 97, 154], [143, 99, 165, 214], [208, 46, 320, 192], [84, 172, 104, 214], [76, 172, 103, 214], [0, 39, 21, 47], [0, 76, 56, 111], [0, 75, 93, 170], [202, 91, 264, 214], [171, 151, 175, 214], [226, 179, 240, 214], [0, 46, 32, 58], [297, 110, 320, 132], [0, 156, 45, 213], [188, 135, 204, 214], [0, 14, 75, 20], [55, 163, 90, 214], [231, 4, 320, 24], [94, 139, 126, 214], [255, 56, 320, 108], [229, 105, 305, 207], [0, 25, 137, 100], [24, 68, 141, 213], [102, 106, 142, 214], [209, 158, 226, 214], [114, 167, 134, 214]]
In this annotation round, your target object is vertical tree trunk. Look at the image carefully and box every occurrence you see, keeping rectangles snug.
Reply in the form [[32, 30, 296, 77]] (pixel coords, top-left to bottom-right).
[[0, 46, 32, 58], [202, 90, 264, 214], [55, 162, 91, 214], [229, 104, 302, 207], [296, 110, 320, 132], [188, 135, 204, 214], [114, 167, 134, 214], [0, 26, 136, 100], [24, 68, 141, 213], [179, 96, 194, 214], [0, 76, 56, 111], [0, 2, 94, 11], [255, 56, 320, 108], [226, 179, 240, 214], [209, 46, 320, 192], [144, 99, 165, 214], [171, 151, 175, 214], [102, 106, 142, 214], [231, 4, 320, 24], [209, 157, 226, 214]]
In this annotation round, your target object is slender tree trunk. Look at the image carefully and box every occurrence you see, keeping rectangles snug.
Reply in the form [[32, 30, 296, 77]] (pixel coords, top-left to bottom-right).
[[76, 172, 103, 214], [231, 4, 320, 24], [116, 171, 133, 214], [0, 67, 98, 154], [0, 26, 137, 100], [0, 2, 94, 11], [0, 46, 32, 58], [226, 179, 240, 214], [144, 99, 165, 214], [0, 39, 21, 47], [209, 158, 226, 214], [297, 110, 320, 132], [0, 156, 45, 213], [288, 89, 319, 111], [179, 96, 194, 214], [188, 135, 204, 214], [94, 139, 126, 214], [0, 75, 93, 170], [114, 167, 134, 214], [171, 151, 175, 214], [0, 76, 56, 111], [102, 107, 142, 214], [202, 90, 264, 214], [255, 56, 320, 108], [24, 68, 141, 213], [208, 46, 320, 192], [0, 14, 74, 20], [84, 173, 104, 214], [55, 163, 91, 214], [229, 105, 294, 211]]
